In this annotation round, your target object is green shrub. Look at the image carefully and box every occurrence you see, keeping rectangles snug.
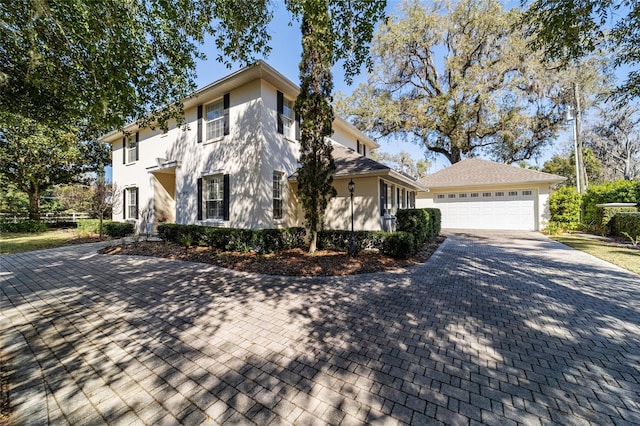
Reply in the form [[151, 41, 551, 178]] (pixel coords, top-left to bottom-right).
[[582, 180, 640, 231], [201, 227, 228, 250], [226, 229, 254, 252], [316, 229, 388, 253], [77, 219, 111, 234], [382, 232, 416, 259], [424, 208, 442, 238], [252, 228, 306, 254], [0, 220, 48, 233], [157, 223, 204, 245], [600, 206, 638, 235], [611, 212, 640, 240], [396, 209, 430, 246], [548, 186, 581, 230], [105, 222, 135, 238]]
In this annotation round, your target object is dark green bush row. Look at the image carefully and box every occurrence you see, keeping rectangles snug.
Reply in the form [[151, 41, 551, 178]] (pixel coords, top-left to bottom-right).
[[611, 212, 640, 239], [0, 220, 49, 233], [157, 224, 307, 254], [381, 232, 415, 259], [105, 222, 135, 238], [157, 223, 427, 259], [317, 230, 387, 252]]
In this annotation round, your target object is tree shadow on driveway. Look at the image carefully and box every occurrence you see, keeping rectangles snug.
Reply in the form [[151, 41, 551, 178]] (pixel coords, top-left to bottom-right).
[[1, 234, 639, 424]]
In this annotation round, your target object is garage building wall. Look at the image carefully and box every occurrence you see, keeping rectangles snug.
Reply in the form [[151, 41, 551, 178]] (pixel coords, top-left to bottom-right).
[[417, 184, 554, 231]]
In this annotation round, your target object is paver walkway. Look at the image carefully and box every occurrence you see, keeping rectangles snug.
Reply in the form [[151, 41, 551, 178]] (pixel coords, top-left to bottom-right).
[[1, 232, 639, 425]]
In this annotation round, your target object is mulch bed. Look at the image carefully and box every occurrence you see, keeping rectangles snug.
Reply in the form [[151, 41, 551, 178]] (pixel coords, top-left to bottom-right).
[[99, 236, 446, 276]]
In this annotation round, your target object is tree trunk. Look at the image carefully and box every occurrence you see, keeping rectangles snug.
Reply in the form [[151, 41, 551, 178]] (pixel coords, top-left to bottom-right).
[[309, 231, 317, 255], [28, 187, 40, 220]]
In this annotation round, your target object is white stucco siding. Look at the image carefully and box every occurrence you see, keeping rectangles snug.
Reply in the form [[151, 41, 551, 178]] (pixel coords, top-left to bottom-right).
[[324, 177, 382, 231], [184, 79, 266, 229], [260, 81, 301, 228]]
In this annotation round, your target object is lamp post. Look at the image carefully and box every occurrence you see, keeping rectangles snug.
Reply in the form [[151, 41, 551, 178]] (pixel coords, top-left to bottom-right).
[[348, 179, 356, 257]]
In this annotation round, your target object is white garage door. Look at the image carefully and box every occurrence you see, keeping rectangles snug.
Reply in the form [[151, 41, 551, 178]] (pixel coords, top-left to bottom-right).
[[434, 189, 537, 230]]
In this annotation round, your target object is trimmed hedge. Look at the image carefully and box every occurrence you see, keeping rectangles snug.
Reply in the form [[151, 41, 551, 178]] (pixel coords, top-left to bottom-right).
[[105, 222, 135, 238], [611, 212, 640, 239], [424, 208, 442, 238], [396, 209, 430, 247], [382, 232, 415, 259], [582, 181, 640, 231], [317, 229, 388, 253], [600, 206, 638, 235], [0, 220, 48, 233], [396, 208, 441, 247], [156, 224, 419, 258], [157, 224, 306, 254]]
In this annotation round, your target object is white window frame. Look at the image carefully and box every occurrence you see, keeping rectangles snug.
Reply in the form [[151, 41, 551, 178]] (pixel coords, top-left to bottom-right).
[[205, 99, 225, 141], [126, 187, 137, 219], [204, 174, 225, 220], [282, 98, 294, 139], [273, 172, 284, 220], [126, 136, 137, 163]]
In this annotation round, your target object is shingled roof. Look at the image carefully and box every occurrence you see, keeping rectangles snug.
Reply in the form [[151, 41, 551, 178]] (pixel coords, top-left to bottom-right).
[[331, 144, 390, 176], [418, 158, 566, 189], [289, 144, 425, 190]]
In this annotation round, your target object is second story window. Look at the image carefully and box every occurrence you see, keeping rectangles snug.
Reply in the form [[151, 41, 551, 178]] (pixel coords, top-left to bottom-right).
[[206, 99, 224, 141], [122, 132, 139, 164], [197, 93, 229, 143], [282, 98, 294, 138], [277, 90, 296, 139], [127, 137, 137, 163]]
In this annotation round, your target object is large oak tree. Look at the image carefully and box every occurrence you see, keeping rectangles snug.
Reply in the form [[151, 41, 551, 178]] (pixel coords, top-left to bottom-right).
[[337, 0, 600, 165]]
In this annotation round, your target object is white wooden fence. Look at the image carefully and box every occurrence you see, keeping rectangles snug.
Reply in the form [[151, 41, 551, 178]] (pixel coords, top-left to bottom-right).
[[0, 212, 91, 223]]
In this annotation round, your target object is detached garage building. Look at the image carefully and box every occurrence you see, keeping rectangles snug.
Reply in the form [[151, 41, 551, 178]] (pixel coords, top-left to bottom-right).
[[416, 158, 566, 231]]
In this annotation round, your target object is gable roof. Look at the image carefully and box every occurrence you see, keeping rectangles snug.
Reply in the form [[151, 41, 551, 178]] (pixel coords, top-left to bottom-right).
[[418, 158, 566, 189], [289, 144, 425, 190]]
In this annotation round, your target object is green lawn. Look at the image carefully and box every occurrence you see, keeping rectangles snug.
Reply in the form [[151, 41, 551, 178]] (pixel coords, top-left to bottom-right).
[[551, 235, 640, 275], [0, 230, 96, 255]]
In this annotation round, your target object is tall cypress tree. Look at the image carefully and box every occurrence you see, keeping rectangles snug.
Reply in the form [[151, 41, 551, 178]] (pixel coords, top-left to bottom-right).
[[295, 0, 337, 254]]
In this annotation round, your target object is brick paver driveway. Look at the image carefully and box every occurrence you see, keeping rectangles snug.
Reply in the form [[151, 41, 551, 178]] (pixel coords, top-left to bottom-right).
[[1, 231, 639, 425]]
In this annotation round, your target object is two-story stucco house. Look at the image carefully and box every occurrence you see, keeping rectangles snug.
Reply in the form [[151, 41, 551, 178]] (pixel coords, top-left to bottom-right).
[[101, 61, 424, 233]]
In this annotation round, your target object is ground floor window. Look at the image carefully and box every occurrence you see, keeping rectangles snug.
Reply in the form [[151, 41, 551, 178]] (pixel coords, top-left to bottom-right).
[[205, 175, 224, 220], [273, 172, 283, 220], [198, 174, 230, 221], [125, 187, 138, 219]]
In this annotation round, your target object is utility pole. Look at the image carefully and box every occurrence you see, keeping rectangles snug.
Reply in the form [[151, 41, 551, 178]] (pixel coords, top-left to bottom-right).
[[573, 82, 586, 193]]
